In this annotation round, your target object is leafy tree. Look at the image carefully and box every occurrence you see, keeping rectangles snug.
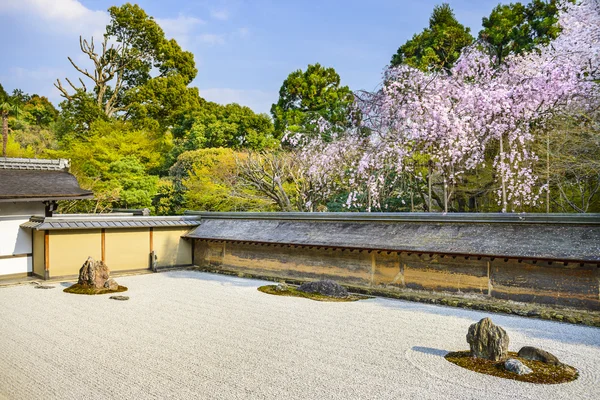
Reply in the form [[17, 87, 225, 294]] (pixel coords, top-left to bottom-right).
[[479, 0, 564, 64], [52, 119, 169, 213], [170, 148, 275, 212], [172, 100, 276, 154], [21, 95, 59, 126], [271, 63, 355, 138], [55, 3, 198, 131], [1, 100, 20, 157], [0, 83, 8, 103], [390, 3, 473, 71]]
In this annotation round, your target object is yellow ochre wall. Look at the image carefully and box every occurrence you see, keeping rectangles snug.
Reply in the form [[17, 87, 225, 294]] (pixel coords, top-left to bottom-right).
[[32, 230, 45, 278], [49, 230, 102, 277], [105, 229, 150, 271], [153, 227, 193, 267], [34, 226, 195, 278]]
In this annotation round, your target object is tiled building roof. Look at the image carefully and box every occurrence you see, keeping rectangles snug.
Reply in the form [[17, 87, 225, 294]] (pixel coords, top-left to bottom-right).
[[184, 212, 600, 263], [22, 215, 201, 230], [0, 158, 93, 202]]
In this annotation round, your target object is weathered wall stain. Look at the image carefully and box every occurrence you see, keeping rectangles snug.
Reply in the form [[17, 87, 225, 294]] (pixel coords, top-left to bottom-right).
[[194, 240, 600, 310]]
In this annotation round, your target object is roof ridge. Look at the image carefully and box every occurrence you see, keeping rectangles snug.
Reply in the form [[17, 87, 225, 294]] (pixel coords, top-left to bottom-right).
[[0, 157, 70, 171]]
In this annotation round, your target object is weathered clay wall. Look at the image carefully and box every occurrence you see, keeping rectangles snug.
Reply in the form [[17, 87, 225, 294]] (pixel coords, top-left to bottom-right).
[[193, 240, 599, 310]]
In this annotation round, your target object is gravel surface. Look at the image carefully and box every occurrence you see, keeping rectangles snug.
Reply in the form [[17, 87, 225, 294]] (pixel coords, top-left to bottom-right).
[[1, 270, 599, 400]]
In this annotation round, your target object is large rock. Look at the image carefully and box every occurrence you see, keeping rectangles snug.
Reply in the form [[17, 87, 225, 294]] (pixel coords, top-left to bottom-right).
[[77, 257, 111, 289], [505, 358, 533, 375], [297, 280, 349, 298], [466, 317, 509, 361], [518, 346, 561, 365]]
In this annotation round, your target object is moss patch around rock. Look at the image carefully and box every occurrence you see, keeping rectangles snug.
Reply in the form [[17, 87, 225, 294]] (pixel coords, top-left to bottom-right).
[[445, 351, 578, 384], [258, 285, 371, 302], [63, 284, 128, 295]]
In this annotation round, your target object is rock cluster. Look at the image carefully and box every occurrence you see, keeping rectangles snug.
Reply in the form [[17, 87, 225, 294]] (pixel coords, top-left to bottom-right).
[[77, 257, 119, 290], [297, 280, 348, 298], [466, 317, 509, 361]]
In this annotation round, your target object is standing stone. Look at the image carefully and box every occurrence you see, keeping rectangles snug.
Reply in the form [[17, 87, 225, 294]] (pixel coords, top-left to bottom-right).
[[517, 346, 561, 365], [505, 358, 533, 375], [77, 257, 111, 289], [466, 317, 510, 361]]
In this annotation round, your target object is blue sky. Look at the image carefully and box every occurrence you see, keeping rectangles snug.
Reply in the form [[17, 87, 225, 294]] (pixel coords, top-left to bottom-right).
[[0, 0, 503, 115]]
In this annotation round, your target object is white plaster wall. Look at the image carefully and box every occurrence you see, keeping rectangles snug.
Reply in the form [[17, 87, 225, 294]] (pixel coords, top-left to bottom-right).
[[0, 202, 43, 275], [0, 218, 32, 256], [0, 256, 32, 275]]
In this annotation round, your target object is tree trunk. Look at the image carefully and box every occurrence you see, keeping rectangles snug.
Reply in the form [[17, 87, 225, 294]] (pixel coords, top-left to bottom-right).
[[499, 135, 507, 212], [428, 161, 433, 212], [2, 111, 8, 157], [546, 132, 550, 213]]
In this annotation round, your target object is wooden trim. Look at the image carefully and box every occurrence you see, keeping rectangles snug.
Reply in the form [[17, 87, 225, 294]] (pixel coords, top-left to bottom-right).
[[149, 227, 154, 252], [0, 253, 32, 260], [101, 228, 106, 263], [44, 230, 49, 280]]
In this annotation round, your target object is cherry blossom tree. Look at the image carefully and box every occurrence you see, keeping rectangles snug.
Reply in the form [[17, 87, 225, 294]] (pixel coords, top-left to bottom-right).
[[287, 0, 599, 213]]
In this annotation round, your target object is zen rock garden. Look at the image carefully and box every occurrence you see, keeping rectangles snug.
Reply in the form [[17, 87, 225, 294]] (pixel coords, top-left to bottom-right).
[[259, 279, 369, 302], [63, 257, 128, 296], [445, 317, 578, 384]]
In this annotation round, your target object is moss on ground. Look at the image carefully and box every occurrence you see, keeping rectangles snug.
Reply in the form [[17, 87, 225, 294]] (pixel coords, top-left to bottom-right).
[[445, 351, 578, 384], [258, 285, 370, 302], [63, 284, 128, 295]]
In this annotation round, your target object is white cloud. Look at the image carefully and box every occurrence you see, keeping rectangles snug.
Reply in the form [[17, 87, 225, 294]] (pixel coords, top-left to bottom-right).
[[210, 9, 229, 21], [156, 14, 204, 49], [197, 33, 227, 46], [0, 0, 108, 38], [200, 88, 276, 115]]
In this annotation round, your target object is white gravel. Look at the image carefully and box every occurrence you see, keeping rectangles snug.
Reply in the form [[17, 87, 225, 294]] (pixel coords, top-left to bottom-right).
[[1, 270, 599, 400]]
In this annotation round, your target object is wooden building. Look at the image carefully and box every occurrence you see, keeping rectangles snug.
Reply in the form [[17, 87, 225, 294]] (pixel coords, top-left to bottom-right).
[[0, 158, 93, 278]]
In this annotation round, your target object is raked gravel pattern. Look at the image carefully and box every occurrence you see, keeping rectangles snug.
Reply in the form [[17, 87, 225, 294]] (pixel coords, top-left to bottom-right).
[[1, 270, 599, 400]]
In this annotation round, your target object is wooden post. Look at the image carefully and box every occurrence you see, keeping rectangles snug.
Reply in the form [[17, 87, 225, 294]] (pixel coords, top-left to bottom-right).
[[101, 229, 106, 263], [44, 230, 49, 280]]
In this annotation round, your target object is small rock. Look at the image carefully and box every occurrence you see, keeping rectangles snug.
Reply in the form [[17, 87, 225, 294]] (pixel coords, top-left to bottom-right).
[[517, 346, 561, 365], [505, 358, 533, 375], [34, 285, 54, 289], [297, 280, 348, 298], [466, 317, 509, 361], [104, 278, 119, 291], [109, 296, 129, 301], [275, 283, 289, 292]]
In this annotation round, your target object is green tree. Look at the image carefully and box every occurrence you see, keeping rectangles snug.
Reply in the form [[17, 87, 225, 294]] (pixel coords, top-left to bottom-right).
[[271, 63, 355, 138], [172, 100, 276, 154], [390, 3, 473, 71], [0, 83, 8, 103], [479, 0, 564, 64], [169, 148, 275, 212], [55, 3, 198, 132], [52, 119, 169, 213], [0, 100, 20, 157], [22, 95, 59, 126]]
